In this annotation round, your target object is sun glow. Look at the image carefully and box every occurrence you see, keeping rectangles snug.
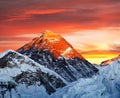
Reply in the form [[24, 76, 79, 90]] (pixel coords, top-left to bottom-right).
[[82, 54, 118, 64]]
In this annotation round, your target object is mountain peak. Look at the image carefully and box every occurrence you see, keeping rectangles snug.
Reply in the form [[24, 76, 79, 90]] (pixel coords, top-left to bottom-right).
[[41, 30, 59, 36], [40, 30, 62, 42], [18, 30, 84, 59], [17, 30, 98, 83]]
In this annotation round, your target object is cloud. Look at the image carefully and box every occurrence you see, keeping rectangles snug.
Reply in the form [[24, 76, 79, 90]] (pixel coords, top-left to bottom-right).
[[0, 0, 120, 25], [6, 9, 73, 21], [63, 28, 120, 51], [0, 33, 38, 42], [110, 44, 120, 52], [0, 35, 35, 51]]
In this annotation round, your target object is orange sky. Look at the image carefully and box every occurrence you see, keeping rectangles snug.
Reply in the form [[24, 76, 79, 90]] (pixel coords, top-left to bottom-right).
[[0, 0, 120, 64]]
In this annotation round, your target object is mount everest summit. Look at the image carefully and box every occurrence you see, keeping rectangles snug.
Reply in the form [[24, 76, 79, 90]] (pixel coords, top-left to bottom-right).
[[17, 30, 98, 82]]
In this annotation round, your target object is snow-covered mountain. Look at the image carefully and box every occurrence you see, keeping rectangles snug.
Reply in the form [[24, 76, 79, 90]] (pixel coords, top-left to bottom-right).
[[101, 55, 120, 66], [50, 58, 120, 98], [1, 50, 119, 98], [17, 30, 98, 82], [0, 50, 67, 98], [0, 30, 120, 98]]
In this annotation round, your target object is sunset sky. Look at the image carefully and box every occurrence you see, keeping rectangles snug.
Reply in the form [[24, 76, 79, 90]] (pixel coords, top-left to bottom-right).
[[0, 0, 120, 64]]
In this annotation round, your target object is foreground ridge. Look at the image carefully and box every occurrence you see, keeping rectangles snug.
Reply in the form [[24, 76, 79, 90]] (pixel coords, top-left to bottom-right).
[[0, 50, 66, 97]]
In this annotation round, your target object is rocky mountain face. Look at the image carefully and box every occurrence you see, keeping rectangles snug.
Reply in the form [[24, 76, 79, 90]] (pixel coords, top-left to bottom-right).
[[17, 30, 99, 82], [0, 50, 66, 98], [18, 30, 84, 59]]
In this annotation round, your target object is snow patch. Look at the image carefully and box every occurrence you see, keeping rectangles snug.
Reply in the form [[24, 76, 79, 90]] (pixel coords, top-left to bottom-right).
[[61, 47, 72, 56], [0, 50, 68, 84]]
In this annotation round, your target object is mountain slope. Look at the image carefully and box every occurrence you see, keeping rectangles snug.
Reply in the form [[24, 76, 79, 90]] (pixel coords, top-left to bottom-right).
[[17, 30, 99, 82], [0, 50, 67, 98], [1, 50, 120, 98], [101, 55, 120, 66], [50, 58, 120, 98], [100, 59, 120, 97], [18, 30, 84, 59]]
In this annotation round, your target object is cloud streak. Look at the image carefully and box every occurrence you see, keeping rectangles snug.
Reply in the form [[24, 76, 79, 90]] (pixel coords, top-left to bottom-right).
[[110, 44, 120, 52]]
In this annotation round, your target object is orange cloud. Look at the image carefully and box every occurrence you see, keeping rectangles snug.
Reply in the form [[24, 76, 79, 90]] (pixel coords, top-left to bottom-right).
[[6, 9, 73, 21], [25, 9, 72, 15]]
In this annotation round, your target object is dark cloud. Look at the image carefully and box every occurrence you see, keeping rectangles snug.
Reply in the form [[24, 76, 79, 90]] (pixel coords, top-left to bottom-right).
[[0, 0, 119, 25], [0, 0, 119, 22]]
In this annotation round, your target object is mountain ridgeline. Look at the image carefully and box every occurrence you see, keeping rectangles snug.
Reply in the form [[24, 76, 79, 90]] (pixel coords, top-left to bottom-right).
[[0, 50, 66, 98], [101, 55, 120, 66], [17, 30, 99, 82]]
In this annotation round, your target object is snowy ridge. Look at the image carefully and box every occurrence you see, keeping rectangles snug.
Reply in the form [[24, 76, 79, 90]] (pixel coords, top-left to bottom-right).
[[50, 59, 120, 98], [0, 50, 67, 84], [51, 76, 110, 98], [0, 50, 67, 97], [0, 49, 14, 58], [101, 55, 120, 66], [100, 59, 120, 97]]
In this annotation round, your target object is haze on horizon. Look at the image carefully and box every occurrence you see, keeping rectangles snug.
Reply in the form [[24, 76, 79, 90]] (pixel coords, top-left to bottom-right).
[[0, 0, 120, 64]]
